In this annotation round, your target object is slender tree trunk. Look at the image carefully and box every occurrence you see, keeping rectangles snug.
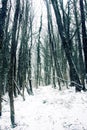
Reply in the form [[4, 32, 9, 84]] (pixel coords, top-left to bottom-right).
[[37, 15, 42, 87], [52, 61, 56, 88], [0, 98, 1, 116], [28, 6, 33, 93], [9, 87, 15, 126], [0, 0, 8, 116], [51, 0, 82, 91], [73, 0, 85, 88], [80, 0, 87, 78], [8, 0, 20, 126], [0, 49, 3, 117], [45, 0, 64, 90], [0, 0, 8, 48], [84, 0, 87, 13], [28, 49, 33, 94], [2, 0, 12, 95], [12, 0, 20, 97], [8, 57, 15, 127]]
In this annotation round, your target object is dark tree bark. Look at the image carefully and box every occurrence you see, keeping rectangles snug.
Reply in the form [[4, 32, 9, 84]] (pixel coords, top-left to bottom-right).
[[0, 0, 8, 117], [17, 0, 33, 94], [8, 0, 20, 126], [51, 0, 82, 91], [84, 0, 87, 14], [73, 0, 85, 88], [0, 93, 2, 116], [44, 37, 51, 86], [28, 49, 33, 94], [45, 0, 65, 90], [80, 0, 87, 79], [36, 15, 42, 87], [2, 0, 12, 95], [0, 0, 8, 49], [28, 4, 33, 94], [12, 0, 20, 97], [17, 0, 24, 90], [0, 48, 3, 116]]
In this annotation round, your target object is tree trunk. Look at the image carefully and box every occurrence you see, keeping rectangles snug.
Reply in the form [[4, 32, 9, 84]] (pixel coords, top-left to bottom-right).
[[51, 0, 82, 91], [0, 0, 8, 48], [0, 0, 8, 116], [80, 0, 87, 79], [73, 0, 85, 88], [0, 92, 2, 116], [0, 49, 3, 117], [8, 59, 15, 127], [37, 15, 42, 87], [45, 0, 64, 90], [8, 0, 20, 126], [12, 0, 20, 97], [28, 49, 33, 94], [52, 62, 56, 88], [9, 85, 15, 127]]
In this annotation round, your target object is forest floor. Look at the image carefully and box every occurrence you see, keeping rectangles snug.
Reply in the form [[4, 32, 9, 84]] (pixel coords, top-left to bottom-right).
[[1, 85, 87, 130]]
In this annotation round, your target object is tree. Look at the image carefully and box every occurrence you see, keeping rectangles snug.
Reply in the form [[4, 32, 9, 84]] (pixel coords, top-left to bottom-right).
[[17, 0, 29, 92], [0, 0, 8, 117], [17, 0, 34, 95], [79, 0, 87, 84], [51, 0, 82, 91], [28, 1, 33, 94], [8, 0, 20, 126], [73, 0, 85, 88], [45, 0, 65, 90], [36, 15, 42, 87], [0, 0, 8, 49], [43, 35, 52, 86]]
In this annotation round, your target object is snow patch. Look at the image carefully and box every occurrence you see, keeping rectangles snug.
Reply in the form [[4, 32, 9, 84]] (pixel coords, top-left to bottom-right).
[[1, 86, 87, 130]]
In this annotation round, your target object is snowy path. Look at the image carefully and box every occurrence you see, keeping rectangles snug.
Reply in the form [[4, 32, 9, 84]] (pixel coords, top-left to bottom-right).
[[1, 86, 87, 130]]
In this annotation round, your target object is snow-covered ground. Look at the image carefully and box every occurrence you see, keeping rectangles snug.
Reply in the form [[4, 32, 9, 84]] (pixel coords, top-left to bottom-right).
[[1, 86, 87, 130]]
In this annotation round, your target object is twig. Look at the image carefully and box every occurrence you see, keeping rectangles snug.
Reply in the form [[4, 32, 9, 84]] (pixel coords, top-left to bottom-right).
[[1, 98, 8, 102], [42, 70, 83, 89], [13, 79, 24, 98]]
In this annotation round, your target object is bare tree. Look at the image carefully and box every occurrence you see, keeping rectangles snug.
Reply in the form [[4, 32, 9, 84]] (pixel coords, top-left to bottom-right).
[[0, 0, 8, 117], [79, 0, 87, 84], [50, 0, 83, 91], [36, 14, 42, 87], [73, 0, 85, 88], [8, 0, 20, 126], [45, 0, 64, 90]]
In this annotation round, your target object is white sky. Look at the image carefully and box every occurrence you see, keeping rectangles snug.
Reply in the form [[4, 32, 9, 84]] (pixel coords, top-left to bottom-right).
[[33, 0, 47, 25], [32, 0, 68, 31]]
